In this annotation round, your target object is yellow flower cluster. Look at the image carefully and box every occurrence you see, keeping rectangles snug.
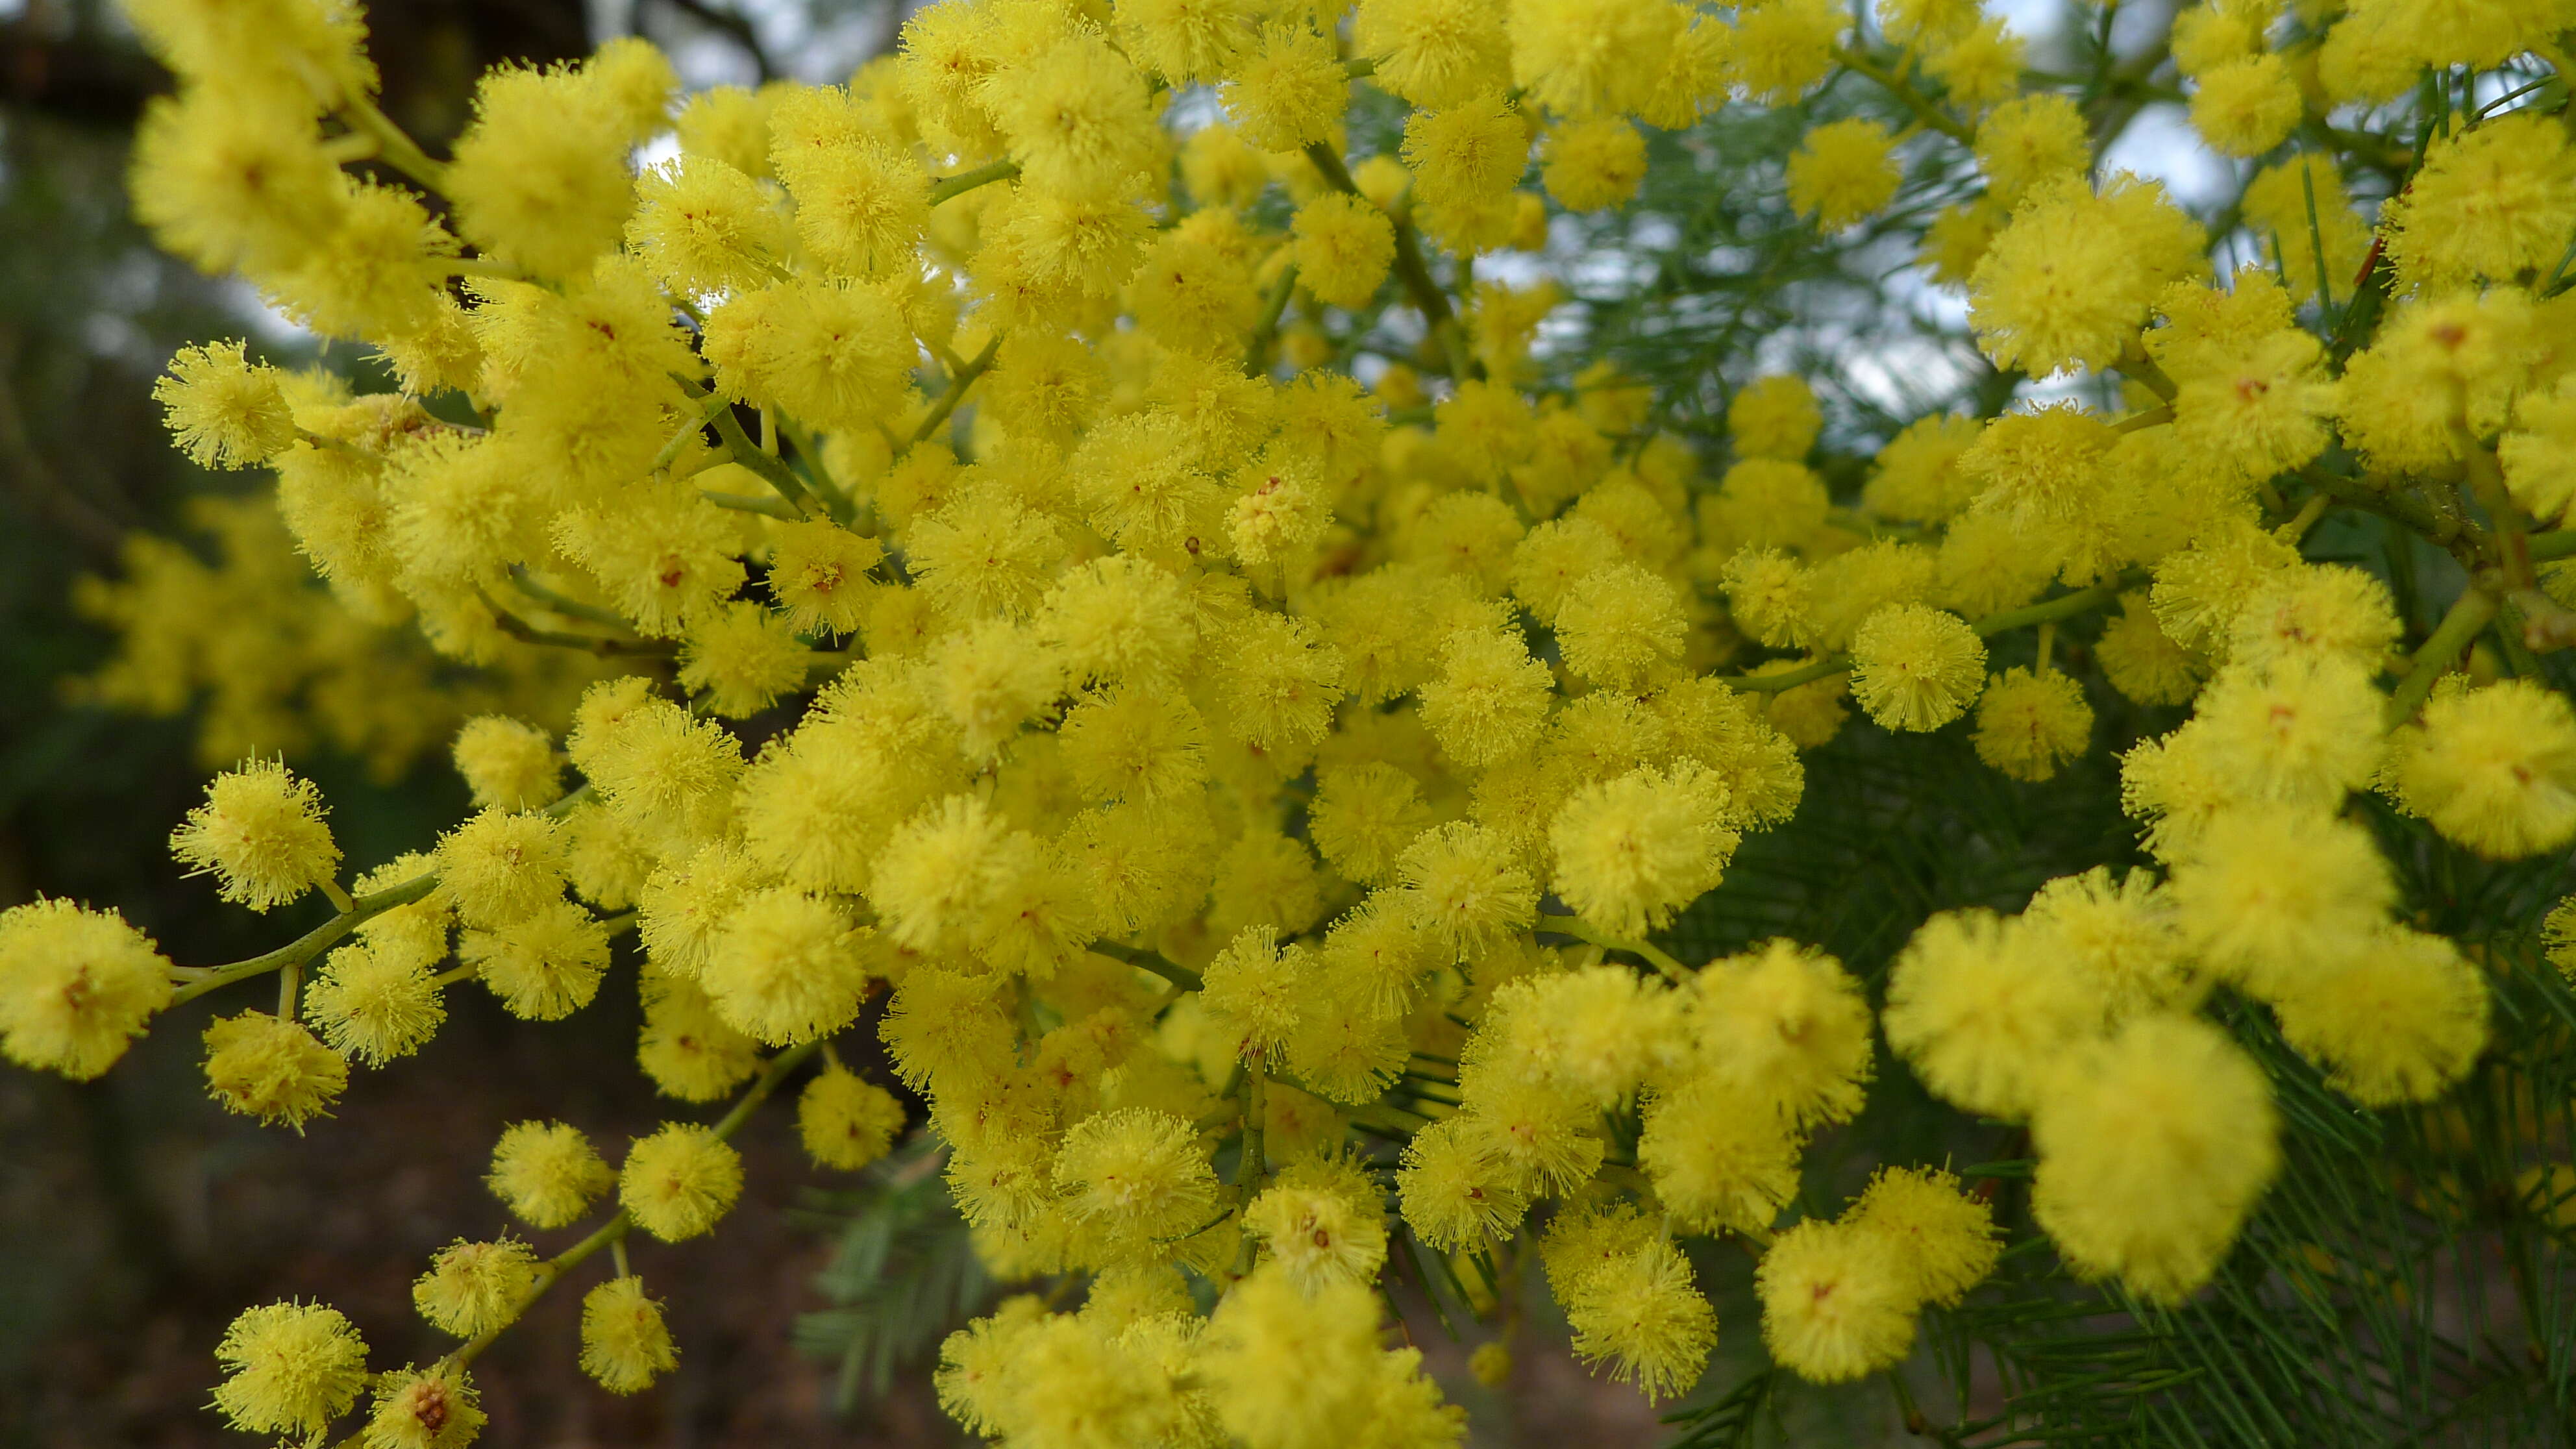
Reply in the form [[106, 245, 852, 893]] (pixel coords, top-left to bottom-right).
[[18, 0, 2576, 1438]]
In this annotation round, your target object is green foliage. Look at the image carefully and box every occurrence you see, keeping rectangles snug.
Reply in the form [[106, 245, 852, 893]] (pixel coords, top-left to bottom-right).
[[791, 1139, 998, 1415]]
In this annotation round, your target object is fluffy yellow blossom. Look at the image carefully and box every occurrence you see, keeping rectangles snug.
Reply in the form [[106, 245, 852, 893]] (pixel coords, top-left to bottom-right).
[[414, 1237, 540, 1338], [212, 1302, 370, 1443], [1756, 1219, 1918, 1383], [2032, 1014, 2279, 1304], [365, 1365, 484, 1449], [799, 1067, 908, 1170], [0, 900, 173, 1080], [486, 1121, 615, 1229], [170, 758, 340, 911], [1850, 604, 1987, 732], [580, 1276, 678, 1394], [621, 1123, 745, 1241], [1972, 667, 2093, 781], [204, 1009, 348, 1129], [2389, 680, 2576, 859], [1787, 119, 1900, 230]]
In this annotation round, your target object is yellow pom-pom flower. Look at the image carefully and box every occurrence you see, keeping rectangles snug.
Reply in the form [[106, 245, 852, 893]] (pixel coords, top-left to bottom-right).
[[414, 1237, 541, 1338], [154, 340, 296, 469], [2031, 1013, 2279, 1304], [1755, 1218, 1918, 1383], [0, 899, 173, 1080], [797, 1066, 908, 1170], [1971, 667, 2094, 782], [204, 1009, 348, 1129], [170, 758, 341, 912], [364, 1364, 484, 1449], [2390, 678, 2576, 859], [1849, 604, 1987, 732], [621, 1123, 746, 1241], [1787, 118, 1900, 230], [212, 1301, 370, 1443], [1850, 1166, 2001, 1306], [486, 1121, 616, 1229], [304, 941, 445, 1066], [580, 1276, 679, 1394], [450, 716, 562, 813]]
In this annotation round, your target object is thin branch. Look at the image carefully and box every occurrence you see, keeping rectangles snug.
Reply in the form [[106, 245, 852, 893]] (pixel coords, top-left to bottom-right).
[[1244, 262, 1300, 376], [1536, 911, 1690, 983], [339, 92, 450, 192], [2385, 586, 2496, 726], [1089, 939, 1204, 992], [908, 332, 1002, 451], [669, 373, 821, 519], [929, 158, 1021, 206], [168, 873, 440, 1005]]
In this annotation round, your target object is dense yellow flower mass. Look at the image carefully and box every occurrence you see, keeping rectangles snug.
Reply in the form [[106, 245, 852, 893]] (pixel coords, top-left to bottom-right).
[[16, 0, 2576, 1438]]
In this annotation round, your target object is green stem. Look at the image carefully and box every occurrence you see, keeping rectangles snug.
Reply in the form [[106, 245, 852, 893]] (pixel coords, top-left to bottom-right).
[[1090, 939, 1204, 991], [1970, 573, 2140, 638], [1537, 911, 1690, 983], [909, 332, 1003, 451], [2529, 528, 2576, 561], [775, 415, 854, 526], [480, 590, 679, 657], [652, 391, 735, 475], [671, 373, 820, 519], [507, 565, 637, 634], [2385, 586, 2497, 726], [1244, 262, 1300, 376], [1716, 575, 2137, 694], [169, 873, 440, 1004], [699, 489, 806, 521], [2458, 426, 2535, 593], [340, 92, 450, 191], [929, 158, 1021, 206], [1835, 47, 1974, 143], [1718, 654, 1847, 693], [433, 1040, 818, 1384]]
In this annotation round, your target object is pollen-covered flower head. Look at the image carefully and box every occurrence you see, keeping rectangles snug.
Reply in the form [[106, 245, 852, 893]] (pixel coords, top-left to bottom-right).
[[1687, 938, 1873, 1127], [1548, 764, 1739, 937], [1244, 1153, 1388, 1293], [414, 1237, 541, 1339], [1883, 908, 2101, 1120], [155, 340, 297, 469], [1755, 1218, 1918, 1383], [699, 887, 869, 1045], [170, 758, 340, 912], [486, 1121, 615, 1230], [1849, 604, 1987, 732], [798, 1067, 908, 1171], [2031, 1013, 2279, 1304], [2389, 678, 2576, 860], [621, 1122, 745, 1241], [1052, 1106, 1219, 1249], [1850, 1166, 2001, 1307], [1563, 1235, 1718, 1402], [365, 1364, 485, 1449], [1972, 667, 2094, 782], [1396, 821, 1538, 962], [2270, 926, 2488, 1107], [0, 899, 172, 1081], [304, 940, 445, 1067], [580, 1276, 679, 1394], [212, 1301, 370, 1442], [203, 1009, 348, 1130]]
